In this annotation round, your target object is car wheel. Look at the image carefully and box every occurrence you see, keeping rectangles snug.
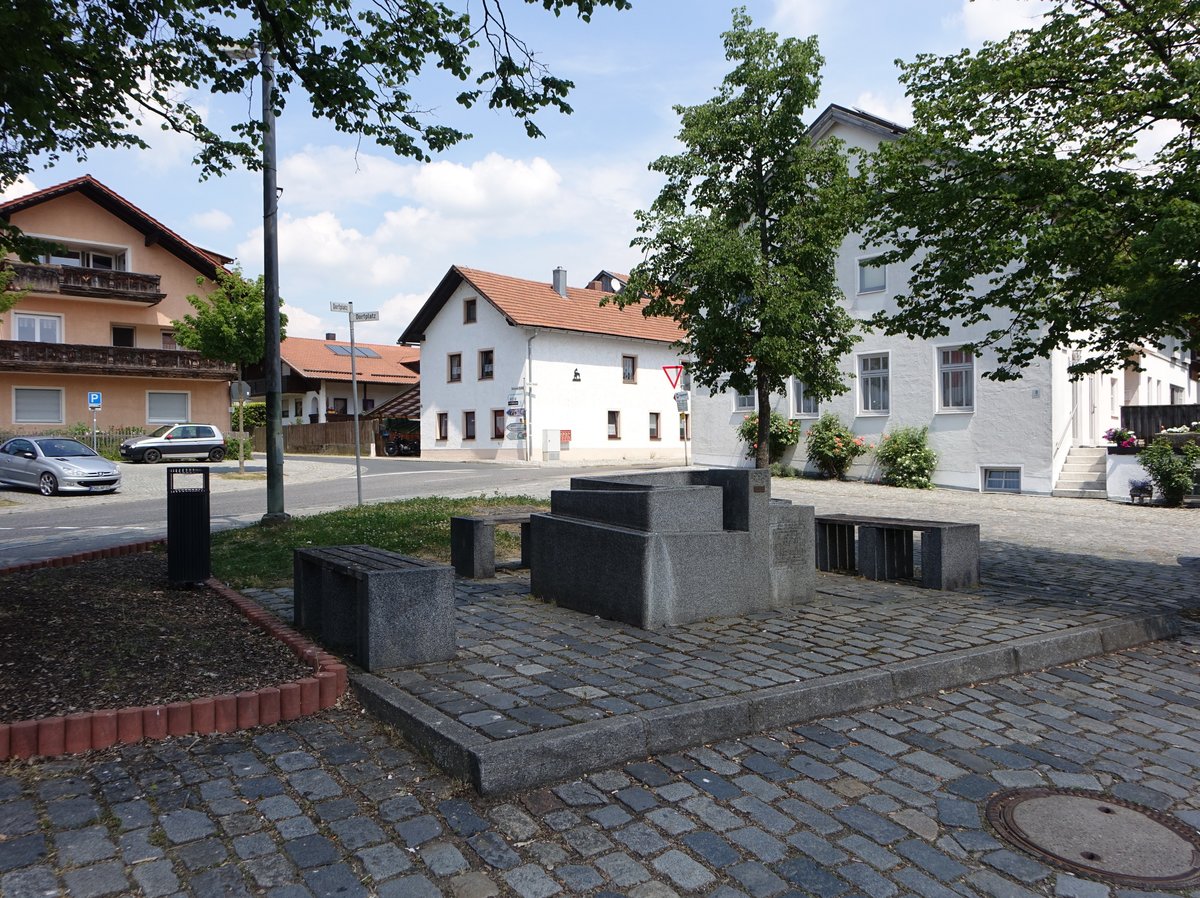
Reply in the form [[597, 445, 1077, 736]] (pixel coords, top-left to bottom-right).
[[39, 472, 59, 496], [208, 446, 226, 462], [143, 448, 161, 464]]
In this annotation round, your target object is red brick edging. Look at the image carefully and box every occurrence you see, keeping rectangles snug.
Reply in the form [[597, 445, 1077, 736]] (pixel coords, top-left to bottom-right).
[[0, 544, 347, 761]]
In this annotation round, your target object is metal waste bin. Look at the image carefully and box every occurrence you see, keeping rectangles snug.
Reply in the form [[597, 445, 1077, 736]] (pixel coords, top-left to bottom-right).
[[167, 467, 210, 585]]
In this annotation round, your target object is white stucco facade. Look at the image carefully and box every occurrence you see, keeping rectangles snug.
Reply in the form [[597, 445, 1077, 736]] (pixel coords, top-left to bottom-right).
[[689, 107, 1196, 495], [416, 279, 689, 463]]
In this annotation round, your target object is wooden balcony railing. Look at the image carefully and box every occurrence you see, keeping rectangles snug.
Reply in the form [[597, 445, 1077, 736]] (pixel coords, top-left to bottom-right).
[[5, 262, 166, 304], [0, 341, 236, 379]]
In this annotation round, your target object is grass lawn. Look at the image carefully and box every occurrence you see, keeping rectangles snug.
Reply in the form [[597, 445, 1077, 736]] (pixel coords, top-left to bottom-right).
[[211, 495, 548, 588]]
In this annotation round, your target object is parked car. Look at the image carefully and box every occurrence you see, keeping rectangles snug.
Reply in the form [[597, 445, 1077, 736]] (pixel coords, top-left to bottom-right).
[[0, 437, 122, 496], [120, 424, 226, 463]]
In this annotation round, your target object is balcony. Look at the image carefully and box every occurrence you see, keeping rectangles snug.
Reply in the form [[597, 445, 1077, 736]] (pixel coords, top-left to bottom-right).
[[0, 341, 236, 380], [5, 262, 166, 304]]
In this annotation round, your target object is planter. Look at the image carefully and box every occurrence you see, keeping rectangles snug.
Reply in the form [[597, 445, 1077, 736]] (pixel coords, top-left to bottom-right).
[[1158, 432, 1200, 450]]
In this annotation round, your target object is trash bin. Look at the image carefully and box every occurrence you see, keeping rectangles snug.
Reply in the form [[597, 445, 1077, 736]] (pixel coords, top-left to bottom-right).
[[167, 467, 210, 585]]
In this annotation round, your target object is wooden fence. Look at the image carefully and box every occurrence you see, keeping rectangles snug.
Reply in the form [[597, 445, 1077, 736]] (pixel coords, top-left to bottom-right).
[[1121, 403, 1200, 440], [252, 419, 382, 455]]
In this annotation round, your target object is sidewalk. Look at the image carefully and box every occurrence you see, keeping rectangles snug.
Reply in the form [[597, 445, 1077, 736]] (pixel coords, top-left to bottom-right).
[[3, 483, 1199, 897]]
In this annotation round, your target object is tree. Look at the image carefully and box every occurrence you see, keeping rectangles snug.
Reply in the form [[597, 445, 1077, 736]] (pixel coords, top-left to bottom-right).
[[615, 9, 862, 468], [172, 267, 286, 473], [0, 267, 23, 321], [0, 0, 630, 258], [863, 0, 1200, 380]]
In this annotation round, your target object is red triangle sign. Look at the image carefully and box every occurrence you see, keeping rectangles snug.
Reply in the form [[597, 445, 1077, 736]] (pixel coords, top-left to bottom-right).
[[662, 365, 684, 389]]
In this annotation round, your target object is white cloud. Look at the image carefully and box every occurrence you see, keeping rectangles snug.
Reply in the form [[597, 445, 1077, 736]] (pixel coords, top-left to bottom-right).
[[852, 92, 914, 128], [1, 176, 36, 201], [189, 209, 234, 232], [956, 0, 1051, 43], [771, 0, 831, 35], [280, 304, 325, 339]]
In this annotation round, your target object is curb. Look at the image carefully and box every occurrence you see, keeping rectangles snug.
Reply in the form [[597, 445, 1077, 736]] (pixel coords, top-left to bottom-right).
[[352, 610, 1180, 795], [0, 549, 348, 762]]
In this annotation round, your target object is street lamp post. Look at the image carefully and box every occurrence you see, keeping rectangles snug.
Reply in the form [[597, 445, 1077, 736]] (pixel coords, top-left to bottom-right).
[[331, 302, 379, 506], [257, 42, 287, 522]]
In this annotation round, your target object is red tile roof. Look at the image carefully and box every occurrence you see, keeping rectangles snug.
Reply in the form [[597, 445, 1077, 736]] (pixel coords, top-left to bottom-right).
[[281, 336, 419, 385], [400, 265, 683, 345], [0, 175, 231, 276]]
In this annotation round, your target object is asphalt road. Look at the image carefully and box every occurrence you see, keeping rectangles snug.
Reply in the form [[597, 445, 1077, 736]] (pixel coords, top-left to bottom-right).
[[0, 454, 671, 568]]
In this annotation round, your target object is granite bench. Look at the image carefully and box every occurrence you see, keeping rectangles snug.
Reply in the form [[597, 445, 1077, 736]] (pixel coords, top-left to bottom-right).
[[815, 513, 980, 590], [450, 514, 532, 579], [293, 545, 455, 671]]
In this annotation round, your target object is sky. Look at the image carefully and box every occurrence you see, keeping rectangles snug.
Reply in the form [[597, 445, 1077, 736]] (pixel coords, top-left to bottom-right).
[[4, 0, 1050, 346]]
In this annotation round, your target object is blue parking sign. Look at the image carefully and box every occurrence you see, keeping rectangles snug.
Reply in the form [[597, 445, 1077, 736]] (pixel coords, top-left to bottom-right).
[[87, 391, 102, 409]]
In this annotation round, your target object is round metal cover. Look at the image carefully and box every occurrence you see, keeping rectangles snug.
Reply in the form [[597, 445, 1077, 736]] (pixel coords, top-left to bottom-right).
[[985, 788, 1200, 889]]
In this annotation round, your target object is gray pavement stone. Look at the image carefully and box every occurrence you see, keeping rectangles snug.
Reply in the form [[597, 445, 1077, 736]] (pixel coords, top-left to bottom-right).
[[0, 866, 60, 898], [60, 862, 129, 898], [652, 849, 716, 891], [131, 859, 180, 898], [0, 835, 46, 873], [303, 864, 368, 898], [377, 873, 441, 898]]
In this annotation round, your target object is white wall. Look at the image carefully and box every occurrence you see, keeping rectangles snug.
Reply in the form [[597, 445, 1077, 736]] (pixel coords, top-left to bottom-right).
[[417, 280, 687, 462]]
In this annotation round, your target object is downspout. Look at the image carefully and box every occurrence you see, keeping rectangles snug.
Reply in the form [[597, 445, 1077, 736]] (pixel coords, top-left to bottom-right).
[[526, 329, 538, 463]]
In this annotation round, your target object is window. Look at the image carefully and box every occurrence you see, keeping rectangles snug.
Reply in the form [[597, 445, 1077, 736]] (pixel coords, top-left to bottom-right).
[[492, 409, 505, 439], [622, 355, 637, 384], [294, 399, 303, 418], [332, 398, 348, 414], [649, 412, 661, 440], [607, 410, 621, 440], [112, 326, 135, 347], [15, 313, 61, 343], [147, 391, 188, 423], [734, 392, 755, 412], [161, 331, 178, 350], [1171, 384, 1185, 405], [793, 380, 819, 417], [859, 354, 890, 413], [448, 353, 462, 383], [363, 398, 375, 411], [14, 388, 63, 424], [41, 246, 126, 270], [463, 298, 477, 323], [478, 349, 494, 380], [983, 468, 1021, 493], [436, 413, 448, 440], [858, 256, 886, 294], [938, 348, 975, 411], [463, 411, 476, 440]]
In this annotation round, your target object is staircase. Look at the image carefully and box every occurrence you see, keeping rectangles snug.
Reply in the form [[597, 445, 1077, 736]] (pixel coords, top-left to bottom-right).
[[1052, 446, 1108, 499]]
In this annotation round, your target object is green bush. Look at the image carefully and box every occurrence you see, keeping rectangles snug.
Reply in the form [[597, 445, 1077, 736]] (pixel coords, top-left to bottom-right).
[[231, 401, 267, 432], [736, 411, 801, 463], [876, 426, 938, 489], [804, 413, 871, 480], [224, 436, 253, 461], [769, 462, 802, 478], [1138, 437, 1200, 506]]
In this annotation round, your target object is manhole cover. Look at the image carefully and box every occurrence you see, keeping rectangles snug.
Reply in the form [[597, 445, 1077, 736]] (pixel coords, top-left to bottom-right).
[[985, 788, 1200, 888]]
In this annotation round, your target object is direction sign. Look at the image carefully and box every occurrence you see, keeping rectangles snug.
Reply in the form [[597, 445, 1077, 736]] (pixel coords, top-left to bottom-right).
[[505, 407, 525, 417], [353, 311, 379, 321], [505, 423, 527, 438], [87, 391, 102, 410], [675, 391, 690, 412]]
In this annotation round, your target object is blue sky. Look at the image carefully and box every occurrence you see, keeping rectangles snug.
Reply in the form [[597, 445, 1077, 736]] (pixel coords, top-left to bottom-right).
[[6, 0, 1047, 345]]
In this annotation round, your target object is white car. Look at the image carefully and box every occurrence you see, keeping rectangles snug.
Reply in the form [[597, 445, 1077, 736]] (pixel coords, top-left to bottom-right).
[[119, 423, 227, 463], [0, 437, 122, 496]]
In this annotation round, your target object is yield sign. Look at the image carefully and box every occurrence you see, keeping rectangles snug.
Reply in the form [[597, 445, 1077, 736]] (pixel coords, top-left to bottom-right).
[[662, 365, 684, 389]]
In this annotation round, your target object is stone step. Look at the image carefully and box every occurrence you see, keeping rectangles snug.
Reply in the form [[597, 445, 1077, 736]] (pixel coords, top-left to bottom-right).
[[1051, 487, 1109, 499], [1061, 461, 1107, 473], [1055, 475, 1107, 488]]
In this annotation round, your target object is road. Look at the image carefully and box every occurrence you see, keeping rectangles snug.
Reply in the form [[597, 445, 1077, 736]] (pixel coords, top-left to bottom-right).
[[0, 455, 671, 568]]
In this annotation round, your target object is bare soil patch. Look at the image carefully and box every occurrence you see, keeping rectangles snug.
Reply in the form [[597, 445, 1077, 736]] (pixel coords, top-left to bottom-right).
[[0, 550, 310, 722]]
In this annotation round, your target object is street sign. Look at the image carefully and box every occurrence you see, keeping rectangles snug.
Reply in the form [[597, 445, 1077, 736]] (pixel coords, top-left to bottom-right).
[[663, 365, 684, 388], [87, 391, 102, 410], [505, 423, 527, 438], [353, 311, 379, 321], [329, 302, 351, 312], [506, 407, 525, 417], [675, 390, 690, 412], [230, 381, 251, 402]]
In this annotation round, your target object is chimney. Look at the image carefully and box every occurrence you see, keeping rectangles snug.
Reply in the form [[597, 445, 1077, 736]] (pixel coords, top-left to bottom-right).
[[326, 333, 337, 341], [552, 266, 568, 298]]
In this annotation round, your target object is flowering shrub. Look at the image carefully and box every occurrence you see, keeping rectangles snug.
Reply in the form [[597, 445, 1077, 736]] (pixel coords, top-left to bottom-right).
[[1164, 422, 1200, 433], [804, 413, 871, 480], [1138, 437, 1200, 506], [1103, 426, 1137, 448], [876, 426, 938, 489], [736, 412, 801, 462]]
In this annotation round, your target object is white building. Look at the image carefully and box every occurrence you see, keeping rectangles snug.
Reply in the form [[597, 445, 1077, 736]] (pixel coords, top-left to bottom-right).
[[400, 266, 689, 463], [691, 105, 1197, 496]]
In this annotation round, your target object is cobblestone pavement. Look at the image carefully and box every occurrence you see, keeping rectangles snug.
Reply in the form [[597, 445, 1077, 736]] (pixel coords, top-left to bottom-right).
[[6, 620, 1200, 897]]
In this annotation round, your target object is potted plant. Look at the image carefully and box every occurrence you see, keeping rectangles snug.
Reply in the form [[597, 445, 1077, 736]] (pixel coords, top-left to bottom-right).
[[1103, 426, 1137, 448]]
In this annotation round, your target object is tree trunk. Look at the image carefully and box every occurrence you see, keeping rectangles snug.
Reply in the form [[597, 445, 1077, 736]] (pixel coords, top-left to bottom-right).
[[236, 363, 246, 475], [755, 369, 771, 469]]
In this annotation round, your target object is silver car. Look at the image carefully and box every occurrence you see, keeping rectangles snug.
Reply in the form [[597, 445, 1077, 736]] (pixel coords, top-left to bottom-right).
[[0, 437, 122, 496]]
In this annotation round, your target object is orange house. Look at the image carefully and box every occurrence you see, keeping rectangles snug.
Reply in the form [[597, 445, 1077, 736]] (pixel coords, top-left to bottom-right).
[[0, 176, 236, 434]]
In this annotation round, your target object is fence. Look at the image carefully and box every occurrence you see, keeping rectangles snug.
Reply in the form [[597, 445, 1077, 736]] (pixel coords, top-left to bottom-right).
[[0, 426, 145, 460], [251, 419, 380, 456], [1121, 404, 1200, 440]]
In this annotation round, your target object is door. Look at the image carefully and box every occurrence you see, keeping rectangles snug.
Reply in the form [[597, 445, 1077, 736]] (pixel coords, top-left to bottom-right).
[[0, 439, 38, 487]]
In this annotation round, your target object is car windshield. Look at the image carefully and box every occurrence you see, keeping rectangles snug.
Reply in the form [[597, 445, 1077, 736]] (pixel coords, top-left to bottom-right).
[[34, 439, 97, 458], [148, 425, 174, 437]]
